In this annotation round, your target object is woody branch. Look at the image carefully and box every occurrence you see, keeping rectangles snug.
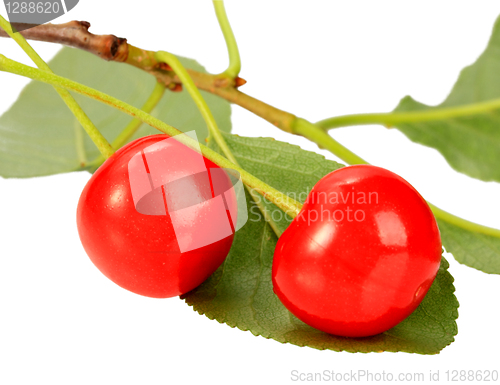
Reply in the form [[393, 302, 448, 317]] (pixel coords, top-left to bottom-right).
[[0, 21, 297, 134]]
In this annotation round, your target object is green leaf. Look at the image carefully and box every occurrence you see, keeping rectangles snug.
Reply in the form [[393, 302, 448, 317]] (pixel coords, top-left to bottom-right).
[[393, 15, 500, 182], [208, 133, 344, 235], [184, 134, 458, 354], [0, 47, 231, 178], [438, 219, 500, 274]]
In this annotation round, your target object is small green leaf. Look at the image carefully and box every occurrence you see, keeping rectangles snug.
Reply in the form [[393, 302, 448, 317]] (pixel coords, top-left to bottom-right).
[[0, 47, 231, 178], [438, 219, 500, 274], [184, 134, 458, 354], [393, 15, 500, 182]]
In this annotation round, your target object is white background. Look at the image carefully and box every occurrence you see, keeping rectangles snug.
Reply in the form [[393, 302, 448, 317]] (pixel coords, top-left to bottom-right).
[[1, 1, 500, 384]]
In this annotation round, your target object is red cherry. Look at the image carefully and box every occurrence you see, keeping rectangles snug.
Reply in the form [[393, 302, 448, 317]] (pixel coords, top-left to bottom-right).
[[77, 134, 236, 298], [272, 165, 442, 337]]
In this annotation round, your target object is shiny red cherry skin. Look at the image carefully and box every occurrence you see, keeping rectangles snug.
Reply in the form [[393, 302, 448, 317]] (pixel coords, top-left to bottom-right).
[[272, 165, 442, 337], [77, 134, 235, 298]]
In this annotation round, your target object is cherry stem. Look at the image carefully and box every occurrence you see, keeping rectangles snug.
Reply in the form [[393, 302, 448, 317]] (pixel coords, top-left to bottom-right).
[[0, 16, 114, 160], [155, 52, 233, 161], [89, 81, 166, 169], [155, 51, 283, 237], [0, 53, 303, 218], [213, 0, 241, 79]]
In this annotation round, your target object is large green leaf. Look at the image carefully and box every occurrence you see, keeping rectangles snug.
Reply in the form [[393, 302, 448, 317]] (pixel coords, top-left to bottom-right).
[[0, 47, 231, 178], [184, 134, 458, 354], [393, 15, 500, 182]]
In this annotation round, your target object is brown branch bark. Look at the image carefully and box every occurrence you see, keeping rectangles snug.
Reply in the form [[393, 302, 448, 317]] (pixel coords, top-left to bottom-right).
[[0, 21, 129, 61], [0, 21, 297, 133]]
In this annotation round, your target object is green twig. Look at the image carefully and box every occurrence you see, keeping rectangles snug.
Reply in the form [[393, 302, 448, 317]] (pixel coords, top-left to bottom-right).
[[89, 81, 166, 168], [294, 118, 368, 165], [74, 118, 87, 166], [111, 81, 166, 150], [315, 98, 500, 130], [0, 53, 302, 218], [155, 50, 283, 237], [0, 16, 114, 160], [155, 51, 233, 158], [213, 0, 241, 79]]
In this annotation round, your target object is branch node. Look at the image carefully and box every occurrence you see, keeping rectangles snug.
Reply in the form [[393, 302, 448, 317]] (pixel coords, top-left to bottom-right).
[[214, 77, 231, 88], [170, 83, 183, 92], [158, 62, 173, 71], [235, 76, 247, 88]]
